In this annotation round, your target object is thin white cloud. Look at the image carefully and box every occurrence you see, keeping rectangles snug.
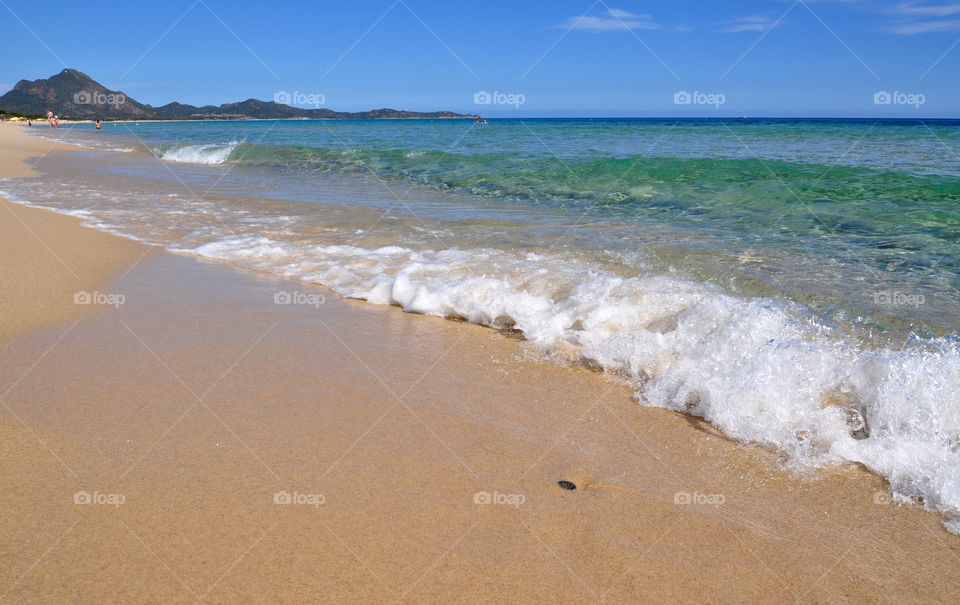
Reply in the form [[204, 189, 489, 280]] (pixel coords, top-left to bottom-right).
[[892, 2, 960, 17], [758, 1, 960, 35], [720, 15, 781, 33], [888, 18, 960, 32], [885, 2, 960, 32], [605, 9, 639, 19], [560, 9, 662, 32]]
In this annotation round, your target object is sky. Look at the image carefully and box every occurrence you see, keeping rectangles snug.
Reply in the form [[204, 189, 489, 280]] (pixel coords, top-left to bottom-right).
[[0, 0, 958, 117]]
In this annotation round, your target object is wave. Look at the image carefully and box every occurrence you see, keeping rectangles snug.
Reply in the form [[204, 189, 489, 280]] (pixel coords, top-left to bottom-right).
[[180, 234, 960, 532], [154, 141, 242, 165], [152, 142, 960, 315]]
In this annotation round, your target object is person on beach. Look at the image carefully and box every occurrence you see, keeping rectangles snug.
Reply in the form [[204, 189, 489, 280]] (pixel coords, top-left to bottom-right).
[[46, 110, 54, 128], [95, 120, 101, 130], [54, 116, 59, 128]]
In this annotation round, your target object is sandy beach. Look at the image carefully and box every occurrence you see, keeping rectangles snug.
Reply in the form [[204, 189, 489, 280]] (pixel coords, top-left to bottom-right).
[[2, 123, 959, 603], [0, 127, 144, 344]]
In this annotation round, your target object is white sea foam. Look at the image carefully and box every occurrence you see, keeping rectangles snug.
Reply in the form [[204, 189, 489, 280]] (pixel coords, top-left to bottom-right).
[[20, 128, 136, 153], [156, 141, 240, 165], [181, 234, 960, 531]]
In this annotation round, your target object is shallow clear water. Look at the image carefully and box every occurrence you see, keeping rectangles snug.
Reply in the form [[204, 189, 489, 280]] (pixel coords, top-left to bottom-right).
[[8, 118, 960, 532], [30, 118, 960, 332]]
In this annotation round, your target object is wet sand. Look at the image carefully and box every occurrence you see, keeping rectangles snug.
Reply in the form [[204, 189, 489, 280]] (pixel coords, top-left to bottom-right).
[[0, 124, 146, 343], [1, 124, 959, 603]]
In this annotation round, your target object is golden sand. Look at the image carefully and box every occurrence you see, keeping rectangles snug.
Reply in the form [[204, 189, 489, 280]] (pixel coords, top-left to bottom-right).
[[0, 124, 145, 343], [1, 124, 958, 603]]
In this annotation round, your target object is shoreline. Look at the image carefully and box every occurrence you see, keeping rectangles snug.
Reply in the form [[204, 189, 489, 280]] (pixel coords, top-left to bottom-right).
[[2, 123, 959, 601], [0, 124, 147, 344]]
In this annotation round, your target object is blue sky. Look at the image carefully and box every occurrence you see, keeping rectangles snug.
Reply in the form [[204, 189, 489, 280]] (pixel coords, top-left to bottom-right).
[[1, 0, 958, 116]]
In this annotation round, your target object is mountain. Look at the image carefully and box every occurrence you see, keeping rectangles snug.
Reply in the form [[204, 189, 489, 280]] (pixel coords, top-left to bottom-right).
[[0, 69, 155, 119], [0, 69, 478, 121]]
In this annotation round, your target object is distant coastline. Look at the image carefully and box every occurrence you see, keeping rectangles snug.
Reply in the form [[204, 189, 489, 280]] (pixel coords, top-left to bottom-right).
[[13, 117, 478, 127], [0, 68, 479, 121]]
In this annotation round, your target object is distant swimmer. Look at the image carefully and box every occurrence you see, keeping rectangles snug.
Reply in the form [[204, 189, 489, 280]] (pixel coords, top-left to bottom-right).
[[95, 120, 102, 130]]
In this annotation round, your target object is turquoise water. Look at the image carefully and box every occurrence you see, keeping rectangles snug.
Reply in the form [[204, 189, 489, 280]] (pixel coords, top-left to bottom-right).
[[9, 118, 960, 532], [60, 117, 960, 333]]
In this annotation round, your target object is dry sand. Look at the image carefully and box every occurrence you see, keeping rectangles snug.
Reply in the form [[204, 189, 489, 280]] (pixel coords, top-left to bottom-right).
[[1, 124, 958, 603]]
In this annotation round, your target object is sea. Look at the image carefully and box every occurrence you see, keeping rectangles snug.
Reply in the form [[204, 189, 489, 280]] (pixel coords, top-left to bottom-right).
[[6, 117, 960, 531]]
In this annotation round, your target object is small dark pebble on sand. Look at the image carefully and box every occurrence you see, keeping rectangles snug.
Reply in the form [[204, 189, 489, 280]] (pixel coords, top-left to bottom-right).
[[558, 480, 577, 490]]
